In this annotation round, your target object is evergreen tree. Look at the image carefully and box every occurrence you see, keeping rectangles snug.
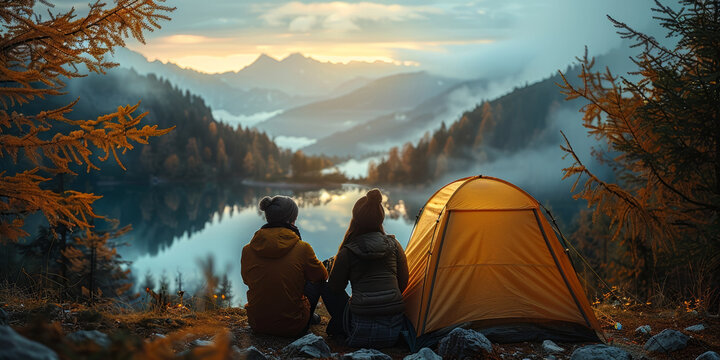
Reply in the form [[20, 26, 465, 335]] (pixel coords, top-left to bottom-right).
[[218, 274, 233, 308], [141, 271, 156, 292], [558, 0, 720, 305]]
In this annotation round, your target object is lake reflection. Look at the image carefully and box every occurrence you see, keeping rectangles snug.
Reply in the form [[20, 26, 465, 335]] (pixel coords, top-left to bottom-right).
[[94, 183, 417, 305]]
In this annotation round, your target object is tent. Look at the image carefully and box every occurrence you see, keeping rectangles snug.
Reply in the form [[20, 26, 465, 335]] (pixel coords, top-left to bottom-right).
[[402, 176, 603, 343]]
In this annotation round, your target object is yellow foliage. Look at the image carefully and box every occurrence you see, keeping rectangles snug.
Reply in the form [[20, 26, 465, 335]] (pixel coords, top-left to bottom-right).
[[0, 1, 174, 242]]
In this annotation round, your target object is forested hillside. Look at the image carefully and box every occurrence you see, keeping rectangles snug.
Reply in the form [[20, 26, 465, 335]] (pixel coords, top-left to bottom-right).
[[9, 68, 336, 182], [367, 69, 578, 184]]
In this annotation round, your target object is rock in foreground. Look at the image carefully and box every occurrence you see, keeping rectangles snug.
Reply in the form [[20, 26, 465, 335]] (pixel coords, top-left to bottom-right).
[[282, 333, 331, 358], [403, 348, 442, 360], [635, 325, 651, 335], [643, 329, 688, 353], [0, 308, 8, 326], [542, 339, 565, 353], [697, 351, 720, 360], [685, 324, 705, 332], [570, 344, 631, 360], [437, 327, 493, 359], [341, 348, 392, 360], [231, 345, 269, 360], [0, 325, 59, 360], [67, 330, 111, 349]]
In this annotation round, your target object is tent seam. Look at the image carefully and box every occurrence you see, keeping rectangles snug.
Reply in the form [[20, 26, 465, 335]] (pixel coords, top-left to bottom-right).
[[532, 209, 593, 330]]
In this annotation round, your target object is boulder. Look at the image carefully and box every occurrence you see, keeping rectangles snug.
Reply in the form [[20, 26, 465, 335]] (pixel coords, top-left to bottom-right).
[[281, 333, 331, 358], [232, 345, 269, 360], [635, 325, 651, 335], [570, 344, 631, 360], [542, 340, 564, 353], [643, 329, 688, 353], [0, 308, 8, 326], [190, 339, 214, 347], [67, 330, 111, 349], [403, 348, 442, 360], [0, 325, 59, 360], [341, 348, 392, 360], [697, 351, 720, 360], [437, 327, 493, 359], [685, 324, 705, 332]]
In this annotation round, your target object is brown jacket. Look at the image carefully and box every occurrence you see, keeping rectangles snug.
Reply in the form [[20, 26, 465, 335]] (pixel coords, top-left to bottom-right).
[[241, 227, 327, 337], [328, 232, 409, 316]]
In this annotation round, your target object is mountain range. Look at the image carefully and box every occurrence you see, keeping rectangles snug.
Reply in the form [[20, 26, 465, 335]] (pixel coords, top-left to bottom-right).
[[253, 72, 459, 139], [111, 49, 409, 116], [302, 78, 490, 156], [214, 53, 410, 96]]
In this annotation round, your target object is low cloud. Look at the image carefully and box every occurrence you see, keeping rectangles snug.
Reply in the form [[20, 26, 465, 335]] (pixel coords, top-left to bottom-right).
[[261, 2, 442, 33]]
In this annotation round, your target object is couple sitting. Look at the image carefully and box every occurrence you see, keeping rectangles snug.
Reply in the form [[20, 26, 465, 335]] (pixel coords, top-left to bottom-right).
[[241, 188, 408, 348]]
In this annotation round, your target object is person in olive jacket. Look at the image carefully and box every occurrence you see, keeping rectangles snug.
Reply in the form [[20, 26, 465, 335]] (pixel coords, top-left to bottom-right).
[[241, 195, 328, 337], [326, 188, 409, 348]]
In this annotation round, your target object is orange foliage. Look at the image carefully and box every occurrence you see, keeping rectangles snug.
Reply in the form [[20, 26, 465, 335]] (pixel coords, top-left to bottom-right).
[[0, 1, 175, 242], [558, 1, 720, 303]]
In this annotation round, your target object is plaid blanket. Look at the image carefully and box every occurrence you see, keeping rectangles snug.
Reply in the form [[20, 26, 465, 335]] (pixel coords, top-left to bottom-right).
[[344, 307, 404, 348]]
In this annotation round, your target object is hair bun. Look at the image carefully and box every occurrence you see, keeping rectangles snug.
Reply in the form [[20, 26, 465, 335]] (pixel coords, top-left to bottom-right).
[[258, 196, 273, 211], [366, 188, 382, 204]]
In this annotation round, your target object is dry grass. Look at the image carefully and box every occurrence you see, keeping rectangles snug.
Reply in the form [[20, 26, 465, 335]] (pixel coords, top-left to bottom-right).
[[2, 288, 719, 359]]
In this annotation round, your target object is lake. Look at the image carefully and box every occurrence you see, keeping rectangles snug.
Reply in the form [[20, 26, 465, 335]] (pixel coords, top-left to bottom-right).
[[93, 182, 421, 305]]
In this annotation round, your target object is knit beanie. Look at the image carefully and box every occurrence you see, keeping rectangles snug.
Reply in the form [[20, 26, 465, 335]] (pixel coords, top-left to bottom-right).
[[258, 195, 299, 224], [351, 188, 385, 230]]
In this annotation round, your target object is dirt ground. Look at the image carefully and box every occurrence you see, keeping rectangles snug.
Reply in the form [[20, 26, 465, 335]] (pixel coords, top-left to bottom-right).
[[2, 300, 719, 359]]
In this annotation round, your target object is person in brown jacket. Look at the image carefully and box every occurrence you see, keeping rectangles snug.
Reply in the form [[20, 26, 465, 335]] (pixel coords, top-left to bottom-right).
[[241, 195, 328, 337], [325, 188, 409, 348]]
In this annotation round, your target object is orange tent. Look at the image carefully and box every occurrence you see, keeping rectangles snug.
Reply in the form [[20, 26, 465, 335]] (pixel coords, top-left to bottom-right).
[[402, 176, 603, 343]]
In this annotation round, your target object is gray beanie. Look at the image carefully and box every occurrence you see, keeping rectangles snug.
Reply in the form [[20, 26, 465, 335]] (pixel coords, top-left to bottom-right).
[[258, 195, 299, 224]]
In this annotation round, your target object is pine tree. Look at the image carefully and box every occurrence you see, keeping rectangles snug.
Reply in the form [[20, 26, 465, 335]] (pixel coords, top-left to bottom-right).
[[558, 0, 720, 304], [141, 271, 156, 292], [218, 274, 233, 308], [0, 0, 175, 242], [62, 226, 133, 303]]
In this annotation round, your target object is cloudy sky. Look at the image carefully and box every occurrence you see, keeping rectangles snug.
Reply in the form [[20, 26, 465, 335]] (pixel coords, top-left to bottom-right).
[[55, 0, 658, 78]]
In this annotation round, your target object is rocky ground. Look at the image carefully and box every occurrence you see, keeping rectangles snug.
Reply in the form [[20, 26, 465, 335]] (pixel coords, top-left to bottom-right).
[[1, 299, 719, 359]]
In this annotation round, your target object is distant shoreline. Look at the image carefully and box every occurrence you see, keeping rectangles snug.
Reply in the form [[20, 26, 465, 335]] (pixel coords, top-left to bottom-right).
[[240, 179, 346, 190]]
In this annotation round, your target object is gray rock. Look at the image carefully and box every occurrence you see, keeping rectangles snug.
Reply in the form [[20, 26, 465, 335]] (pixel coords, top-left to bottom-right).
[[66, 330, 110, 349], [0, 325, 59, 360], [403, 348, 442, 360], [545, 356, 557, 360], [437, 327, 493, 359], [232, 345, 269, 360], [644, 329, 688, 353], [341, 348, 392, 360], [570, 344, 631, 360], [635, 325, 651, 335], [685, 324, 705, 332], [282, 333, 331, 358], [697, 351, 720, 360], [190, 339, 214, 347], [542, 340, 564, 353], [0, 308, 7, 326]]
